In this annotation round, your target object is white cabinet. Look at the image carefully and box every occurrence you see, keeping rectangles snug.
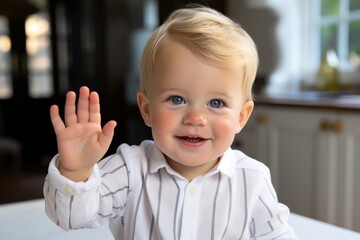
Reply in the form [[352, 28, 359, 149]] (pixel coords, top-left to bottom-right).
[[233, 105, 360, 232], [335, 113, 360, 231]]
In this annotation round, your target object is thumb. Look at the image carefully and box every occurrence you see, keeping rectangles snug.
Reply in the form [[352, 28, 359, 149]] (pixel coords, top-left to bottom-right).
[[99, 120, 117, 148]]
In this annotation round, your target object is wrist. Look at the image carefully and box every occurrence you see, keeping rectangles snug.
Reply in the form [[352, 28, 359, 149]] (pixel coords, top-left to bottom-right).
[[58, 161, 94, 183]]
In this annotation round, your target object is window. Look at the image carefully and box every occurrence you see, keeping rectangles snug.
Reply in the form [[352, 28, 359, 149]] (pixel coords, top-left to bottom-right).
[[26, 0, 53, 98], [26, 12, 53, 98], [0, 16, 12, 98], [0, 0, 53, 99], [315, 0, 360, 73], [233, 1, 360, 93]]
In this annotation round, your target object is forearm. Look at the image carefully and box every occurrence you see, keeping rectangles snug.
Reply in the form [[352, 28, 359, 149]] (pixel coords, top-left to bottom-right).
[[43, 154, 130, 231], [44, 180, 103, 230], [43, 155, 105, 230]]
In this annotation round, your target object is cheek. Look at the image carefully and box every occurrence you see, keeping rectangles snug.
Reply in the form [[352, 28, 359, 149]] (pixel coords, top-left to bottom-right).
[[212, 115, 240, 137], [150, 107, 178, 133]]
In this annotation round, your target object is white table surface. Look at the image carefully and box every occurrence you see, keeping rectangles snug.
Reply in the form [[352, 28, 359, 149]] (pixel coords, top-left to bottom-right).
[[1, 198, 360, 240]]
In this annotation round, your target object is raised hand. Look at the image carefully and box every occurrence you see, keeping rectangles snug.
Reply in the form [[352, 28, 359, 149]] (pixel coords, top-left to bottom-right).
[[50, 86, 117, 182]]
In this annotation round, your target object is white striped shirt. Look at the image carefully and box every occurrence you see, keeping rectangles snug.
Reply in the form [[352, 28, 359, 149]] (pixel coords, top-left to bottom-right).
[[43, 140, 298, 240]]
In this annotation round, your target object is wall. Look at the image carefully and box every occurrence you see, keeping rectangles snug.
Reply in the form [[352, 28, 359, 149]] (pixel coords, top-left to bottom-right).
[[227, 0, 304, 93]]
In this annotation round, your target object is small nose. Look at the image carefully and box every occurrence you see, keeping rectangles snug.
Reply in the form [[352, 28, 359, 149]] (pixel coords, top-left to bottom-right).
[[182, 108, 207, 126]]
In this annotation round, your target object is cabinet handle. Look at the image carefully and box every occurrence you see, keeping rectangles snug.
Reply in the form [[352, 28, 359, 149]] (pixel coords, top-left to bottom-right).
[[320, 120, 331, 131], [256, 114, 269, 124], [320, 120, 344, 133], [331, 121, 344, 133]]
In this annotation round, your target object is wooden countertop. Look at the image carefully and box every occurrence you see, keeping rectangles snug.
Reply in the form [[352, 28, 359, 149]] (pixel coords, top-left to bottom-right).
[[254, 91, 360, 111]]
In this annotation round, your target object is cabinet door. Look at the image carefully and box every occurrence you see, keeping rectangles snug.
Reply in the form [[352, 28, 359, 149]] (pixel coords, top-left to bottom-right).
[[265, 107, 335, 219], [335, 113, 360, 231], [236, 106, 334, 218], [313, 115, 340, 225], [235, 105, 360, 231]]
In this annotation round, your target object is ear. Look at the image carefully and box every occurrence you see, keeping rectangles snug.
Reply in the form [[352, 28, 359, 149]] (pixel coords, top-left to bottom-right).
[[236, 100, 254, 133], [137, 90, 152, 127]]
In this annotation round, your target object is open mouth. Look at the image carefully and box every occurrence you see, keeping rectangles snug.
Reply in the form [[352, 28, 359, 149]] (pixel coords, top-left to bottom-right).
[[178, 136, 206, 142]]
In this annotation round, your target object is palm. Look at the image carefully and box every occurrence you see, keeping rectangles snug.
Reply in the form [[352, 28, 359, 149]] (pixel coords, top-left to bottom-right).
[[50, 86, 116, 174], [56, 122, 105, 170]]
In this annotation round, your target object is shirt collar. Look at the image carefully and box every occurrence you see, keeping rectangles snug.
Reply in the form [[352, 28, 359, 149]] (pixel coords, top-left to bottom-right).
[[216, 148, 236, 178], [149, 144, 168, 174], [148, 144, 236, 178]]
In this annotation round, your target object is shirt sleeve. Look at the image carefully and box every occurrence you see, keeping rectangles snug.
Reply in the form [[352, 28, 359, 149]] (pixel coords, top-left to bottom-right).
[[43, 153, 130, 231], [250, 169, 299, 240]]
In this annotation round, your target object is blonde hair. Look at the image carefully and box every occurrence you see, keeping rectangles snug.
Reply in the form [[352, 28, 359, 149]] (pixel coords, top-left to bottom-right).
[[140, 5, 259, 100]]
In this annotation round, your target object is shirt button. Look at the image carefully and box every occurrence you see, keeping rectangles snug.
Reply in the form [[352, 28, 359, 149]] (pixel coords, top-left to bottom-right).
[[65, 185, 73, 195], [188, 186, 196, 195]]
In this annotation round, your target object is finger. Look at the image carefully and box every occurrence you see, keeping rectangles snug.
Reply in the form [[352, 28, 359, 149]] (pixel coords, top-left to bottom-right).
[[50, 105, 65, 135], [89, 91, 101, 124], [98, 120, 117, 148], [64, 91, 78, 126], [77, 86, 90, 123]]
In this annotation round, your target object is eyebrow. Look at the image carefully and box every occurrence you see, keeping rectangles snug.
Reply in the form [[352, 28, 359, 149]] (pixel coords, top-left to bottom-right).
[[158, 88, 235, 99]]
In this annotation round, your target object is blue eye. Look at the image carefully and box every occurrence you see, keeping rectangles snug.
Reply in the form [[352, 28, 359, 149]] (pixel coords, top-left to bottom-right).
[[169, 96, 185, 105], [209, 99, 223, 108]]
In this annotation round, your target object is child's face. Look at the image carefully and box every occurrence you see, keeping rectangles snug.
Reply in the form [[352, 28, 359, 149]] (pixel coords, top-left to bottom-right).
[[138, 40, 253, 179]]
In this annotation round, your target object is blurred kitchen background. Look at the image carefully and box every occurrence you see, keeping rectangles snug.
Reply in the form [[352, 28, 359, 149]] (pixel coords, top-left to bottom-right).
[[0, 0, 359, 233]]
